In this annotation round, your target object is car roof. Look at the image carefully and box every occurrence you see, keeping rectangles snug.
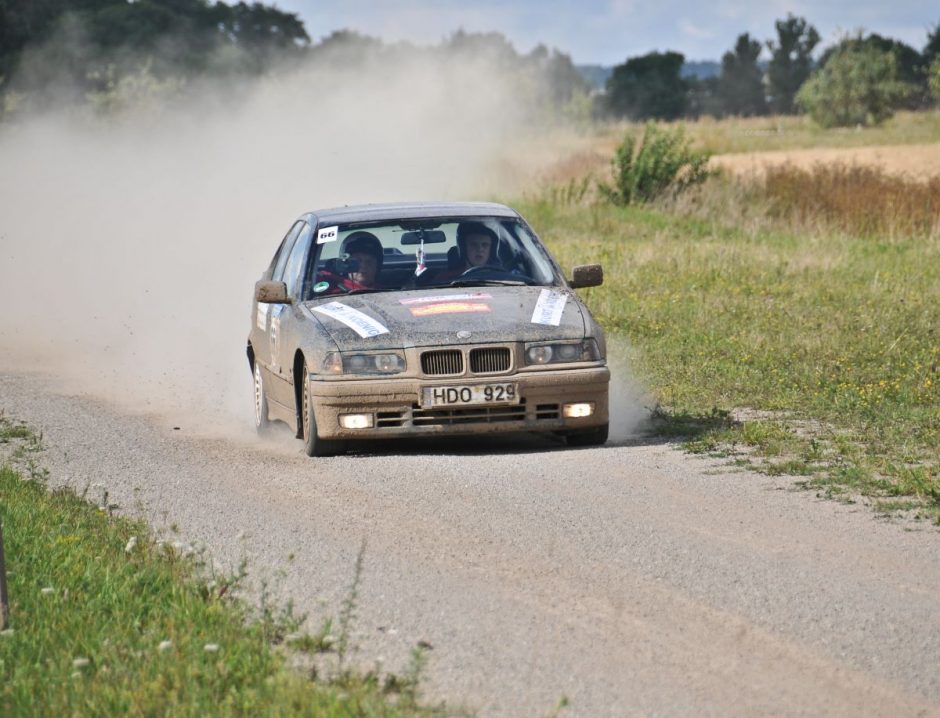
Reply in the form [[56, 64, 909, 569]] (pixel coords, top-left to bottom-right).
[[303, 201, 520, 226]]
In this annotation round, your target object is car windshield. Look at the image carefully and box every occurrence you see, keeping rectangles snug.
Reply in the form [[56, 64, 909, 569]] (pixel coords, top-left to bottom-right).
[[302, 216, 562, 301]]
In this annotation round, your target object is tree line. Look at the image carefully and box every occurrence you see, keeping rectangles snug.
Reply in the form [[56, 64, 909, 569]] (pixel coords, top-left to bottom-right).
[[603, 14, 940, 127], [3, 3, 939, 127], [0, 0, 590, 119]]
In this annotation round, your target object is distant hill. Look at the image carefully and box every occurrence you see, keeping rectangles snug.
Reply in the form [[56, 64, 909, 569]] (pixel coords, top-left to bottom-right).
[[680, 60, 720, 79], [577, 60, 720, 90]]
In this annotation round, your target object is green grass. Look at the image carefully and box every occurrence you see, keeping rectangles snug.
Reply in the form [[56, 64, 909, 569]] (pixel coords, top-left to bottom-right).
[[518, 199, 940, 521], [0, 427, 440, 716]]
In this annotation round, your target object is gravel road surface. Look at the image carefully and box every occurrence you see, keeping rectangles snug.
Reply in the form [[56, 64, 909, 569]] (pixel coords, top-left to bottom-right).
[[3, 371, 939, 717]]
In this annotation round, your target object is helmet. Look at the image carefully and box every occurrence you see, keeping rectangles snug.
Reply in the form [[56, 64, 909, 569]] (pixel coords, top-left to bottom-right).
[[341, 231, 383, 270], [455, 221, 499, 264]]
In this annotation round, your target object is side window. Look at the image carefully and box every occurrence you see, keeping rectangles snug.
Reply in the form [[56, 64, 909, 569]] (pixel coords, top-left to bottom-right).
[[272, 222, 304, 281], [283, 223, 314, 299]]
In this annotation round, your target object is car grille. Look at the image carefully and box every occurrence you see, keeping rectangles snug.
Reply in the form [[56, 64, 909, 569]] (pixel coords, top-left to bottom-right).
[[421, 349, 464, 376], [469, 347, 511, 374], [412, 401, 527, 426], [376, 411, 406, 427], [535, 403, 560, 420], [364, 403, 560, 429]]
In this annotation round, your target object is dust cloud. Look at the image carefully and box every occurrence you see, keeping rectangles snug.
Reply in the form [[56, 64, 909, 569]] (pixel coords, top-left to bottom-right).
[[0, 56, 524, 432], [0, 55, 647, 443], [605, 337, 652, 443]]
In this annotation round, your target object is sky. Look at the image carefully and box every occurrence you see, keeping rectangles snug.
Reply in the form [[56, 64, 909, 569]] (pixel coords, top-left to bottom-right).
[[274, 0, 938, 65]]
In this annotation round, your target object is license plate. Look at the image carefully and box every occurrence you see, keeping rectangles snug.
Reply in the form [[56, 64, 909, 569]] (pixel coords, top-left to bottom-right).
[[422, 383, 518, 407]]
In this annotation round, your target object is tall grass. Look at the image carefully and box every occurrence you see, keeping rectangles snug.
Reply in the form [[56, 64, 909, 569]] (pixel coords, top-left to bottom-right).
[[762, 164, 940, 239]]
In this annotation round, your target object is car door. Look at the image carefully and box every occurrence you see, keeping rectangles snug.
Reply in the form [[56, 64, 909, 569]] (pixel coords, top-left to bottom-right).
[[268, 221, 315, 410], [254, 221, 303, 406]]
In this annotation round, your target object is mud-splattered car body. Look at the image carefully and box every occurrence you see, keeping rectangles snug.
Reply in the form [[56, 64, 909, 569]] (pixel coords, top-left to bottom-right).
[[247, 202, 609, 456]]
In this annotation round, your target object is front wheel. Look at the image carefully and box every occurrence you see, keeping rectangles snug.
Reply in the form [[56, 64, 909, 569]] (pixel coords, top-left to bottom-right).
[[301, 365, 346, 457], [565, 423, 609, 447]]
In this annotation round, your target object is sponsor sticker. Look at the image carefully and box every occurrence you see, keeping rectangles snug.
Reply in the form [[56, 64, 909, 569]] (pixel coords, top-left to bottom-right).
[[409, 302, 491, 317], [399, 293, 491, 306], [312, 302, 389, 338], [316, 225, 339, 244], [530, 288, 567, 326]]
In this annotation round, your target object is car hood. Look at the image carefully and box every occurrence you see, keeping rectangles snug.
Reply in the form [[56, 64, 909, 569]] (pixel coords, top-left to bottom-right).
[[300, 285, 586, 350]]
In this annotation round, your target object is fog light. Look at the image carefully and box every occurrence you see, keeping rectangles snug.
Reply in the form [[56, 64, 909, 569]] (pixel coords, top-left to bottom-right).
[[339, 413, 374, 429], [563, 402, 594, 418]]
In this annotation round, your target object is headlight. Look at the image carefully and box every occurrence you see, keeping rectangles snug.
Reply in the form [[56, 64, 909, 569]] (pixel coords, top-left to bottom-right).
[[525, 339, 601, 366], [321, 351, 406, 375]]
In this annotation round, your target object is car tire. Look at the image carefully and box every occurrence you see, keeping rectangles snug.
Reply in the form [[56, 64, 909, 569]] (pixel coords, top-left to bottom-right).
[[253, 362, 271, 436], [301, 363, 346, 457], [565, 423, 609, 447]]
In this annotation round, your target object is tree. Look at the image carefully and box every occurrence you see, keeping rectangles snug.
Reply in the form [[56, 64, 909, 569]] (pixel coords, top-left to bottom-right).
[[766, 14, 820, 114], [797, 39, 915, 127], [526, 44, 591, 108], [605, 51, 688, 120], [926, 23, 940, 67], [817, 33, 927, 107], [929, 58, 940, 104], [0, 0, 309, 93], [716, 33, 766, 116]]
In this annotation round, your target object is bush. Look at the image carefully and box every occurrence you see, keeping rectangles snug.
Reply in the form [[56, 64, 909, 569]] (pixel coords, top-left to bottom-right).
[[598, 124, 711, 205], [796, 41, 914, 127]]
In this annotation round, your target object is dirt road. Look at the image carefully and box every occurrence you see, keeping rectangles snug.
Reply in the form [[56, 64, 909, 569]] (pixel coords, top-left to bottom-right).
[[3, 372, 939, 717]]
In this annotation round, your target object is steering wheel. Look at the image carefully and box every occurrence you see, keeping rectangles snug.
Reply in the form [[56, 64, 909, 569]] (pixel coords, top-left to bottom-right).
[[453, 264, 535, 285], [459, 263, 506, 277]]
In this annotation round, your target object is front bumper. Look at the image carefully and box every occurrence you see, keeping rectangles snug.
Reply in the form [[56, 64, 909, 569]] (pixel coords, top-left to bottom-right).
[[309, 366, 610, 440]]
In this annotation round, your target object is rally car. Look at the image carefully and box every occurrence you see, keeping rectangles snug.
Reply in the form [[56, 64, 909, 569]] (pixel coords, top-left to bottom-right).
[[247, 202, 610, 456]]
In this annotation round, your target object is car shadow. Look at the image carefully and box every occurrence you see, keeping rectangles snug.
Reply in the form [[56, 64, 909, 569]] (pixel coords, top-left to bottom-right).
[[341, 407, 736, 458]]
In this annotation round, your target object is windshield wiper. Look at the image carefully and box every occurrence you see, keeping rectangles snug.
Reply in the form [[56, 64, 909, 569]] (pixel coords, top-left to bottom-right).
[[447, 279, 528, 287], [343, 288, 388, 295]]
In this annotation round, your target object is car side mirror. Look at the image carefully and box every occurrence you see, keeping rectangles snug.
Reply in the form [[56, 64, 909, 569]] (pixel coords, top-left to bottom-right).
[[255, 280, 292, 304], [569, 264, 603, 289]]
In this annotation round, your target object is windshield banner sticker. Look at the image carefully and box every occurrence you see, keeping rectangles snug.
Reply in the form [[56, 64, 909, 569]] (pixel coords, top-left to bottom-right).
[[316, 225, 339, 244], [409, 302, 491, 317], [531, 289, 567, 326], [399, 293, 491, 306], [312, 302, 389, 337]]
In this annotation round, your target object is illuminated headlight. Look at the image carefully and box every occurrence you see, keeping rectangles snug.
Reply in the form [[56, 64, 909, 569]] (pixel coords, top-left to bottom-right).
[[322, 352, 406, 375], [340, 413, 374, 429], [525, 339, 601, 366], [563, 402, 594, 418]]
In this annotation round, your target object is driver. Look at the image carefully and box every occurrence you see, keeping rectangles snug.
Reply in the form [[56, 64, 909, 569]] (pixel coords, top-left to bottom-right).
[[432, 221, 501, 282], [461, 222, 498, 269]]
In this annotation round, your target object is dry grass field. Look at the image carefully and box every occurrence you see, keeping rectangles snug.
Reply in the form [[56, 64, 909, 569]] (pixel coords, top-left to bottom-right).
[[495, 110, 940, 193], [712, 143, 940, 180]]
